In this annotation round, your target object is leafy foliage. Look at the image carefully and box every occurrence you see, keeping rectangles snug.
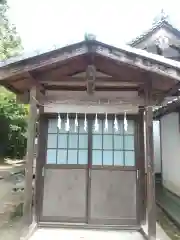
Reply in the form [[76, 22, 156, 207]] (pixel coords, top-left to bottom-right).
[[0, 87, 28, 159], [0, 0, 22, 60], [0, 1, 28, 160]]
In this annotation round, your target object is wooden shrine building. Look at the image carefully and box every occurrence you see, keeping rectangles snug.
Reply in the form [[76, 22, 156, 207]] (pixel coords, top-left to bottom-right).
[[1, 39, 180, 239]]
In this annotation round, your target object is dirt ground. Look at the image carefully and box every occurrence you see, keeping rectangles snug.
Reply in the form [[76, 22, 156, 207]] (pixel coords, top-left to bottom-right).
[[0, 217, 24, 240]]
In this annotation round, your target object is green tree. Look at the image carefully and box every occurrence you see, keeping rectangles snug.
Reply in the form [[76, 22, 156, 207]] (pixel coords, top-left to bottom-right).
[[0, 0, 22, 60], [0, 87, 28, 159], [0, 1, 27, 160]]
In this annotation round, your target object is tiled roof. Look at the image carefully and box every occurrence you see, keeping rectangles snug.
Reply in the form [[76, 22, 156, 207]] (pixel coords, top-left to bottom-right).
[[128, 19, 180, 47]]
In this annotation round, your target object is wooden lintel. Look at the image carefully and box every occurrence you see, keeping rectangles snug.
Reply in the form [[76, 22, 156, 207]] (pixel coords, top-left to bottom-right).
[[41, 80, 140, 87], [40, 94, 146, 106], [144, 81, 156, 240], [39, 75, 142, 84], [23, 86, 38, 225], [45, 85, 139, 92]]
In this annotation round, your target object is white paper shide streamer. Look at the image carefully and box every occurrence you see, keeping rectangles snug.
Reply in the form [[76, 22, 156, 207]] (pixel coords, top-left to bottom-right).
[[65, 113, 70, 131], [104, 113, 108, 132], [74, 113, 78, 132], [114, 114, 118, 132], [94, 114, 99, 132], [124, 112, 128, 132], [57, 113, 61, 130], [84, 113, 88, 132]]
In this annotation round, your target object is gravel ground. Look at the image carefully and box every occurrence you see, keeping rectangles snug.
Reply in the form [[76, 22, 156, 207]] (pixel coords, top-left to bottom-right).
[[0, 217, 24, 240], [157, 206, 180, 240]]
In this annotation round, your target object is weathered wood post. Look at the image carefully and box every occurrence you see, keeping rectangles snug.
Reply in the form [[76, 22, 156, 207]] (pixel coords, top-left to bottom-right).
[[23, 86, 38, 225], [144, 84, 156, 240], [138, 106, 146, 224]]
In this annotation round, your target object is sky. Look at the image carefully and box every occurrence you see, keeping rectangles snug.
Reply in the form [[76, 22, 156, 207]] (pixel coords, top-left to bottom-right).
[[7, 0, 180, 52]]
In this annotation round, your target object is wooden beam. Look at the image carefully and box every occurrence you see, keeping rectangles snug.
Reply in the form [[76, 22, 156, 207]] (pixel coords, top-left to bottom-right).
[[41, 80, 140, 87], [42, 94, 146, 106], [144, 81, 156, 240], [39, 76, 112, 82], [23, 86, 38, 225], [86, 65, 96, 94], [27, 72, 45, 92], [0, 81, 21, 94], [45, 85, 139, 91]]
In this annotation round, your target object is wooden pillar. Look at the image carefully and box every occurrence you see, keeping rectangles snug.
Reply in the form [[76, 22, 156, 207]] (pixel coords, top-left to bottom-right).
[[144, 86, 156, 239], [138, 107, 146, 224], [23, 86, 38, 225], [34, 105, 46, 222]]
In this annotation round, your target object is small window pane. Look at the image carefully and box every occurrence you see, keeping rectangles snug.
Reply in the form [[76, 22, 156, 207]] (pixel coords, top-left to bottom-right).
[[103, 151, 113, 165], [92, 150, 102, 165], [93, 119, 103, 134], [92, 135, 102, 149], [68, 150, 78, 164], [47, 149, 56, 164], [47, 134, 57, 148], [114, 151, 124, 166], [48, 119, 58, 133], [103, 135, 113, 150], [124, 136, 134, 150], [79, 119, 87, 133], [69, 119, 77, 133], [57, 150, 67, 164], [58, 134, 68, 148], [103, 120, 113, 134], [68, 134, 78, 148], [79, 135, 88, 149], [78, 150, 88, 164], [58, 120, 67, 133], [115, 120, 124, 134], [125, 151, 135, 166], [125, 120, 134, 135], [114, 135, 123, 150]]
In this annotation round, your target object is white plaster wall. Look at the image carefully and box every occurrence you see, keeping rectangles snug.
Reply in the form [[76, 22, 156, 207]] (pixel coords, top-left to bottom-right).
[[153, 121, 161, 173], [161, 112, 180, 197]]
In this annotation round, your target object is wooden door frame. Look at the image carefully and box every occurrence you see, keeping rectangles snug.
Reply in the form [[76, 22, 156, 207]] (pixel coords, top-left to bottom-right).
[[35, 111, 48, 222], [35, 113, 143, 226]]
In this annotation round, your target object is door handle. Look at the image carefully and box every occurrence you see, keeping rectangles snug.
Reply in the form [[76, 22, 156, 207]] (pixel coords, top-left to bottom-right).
[[89, 170, 91, 179], [42, 166, 45, 177], [137, 169, 140, 179]]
